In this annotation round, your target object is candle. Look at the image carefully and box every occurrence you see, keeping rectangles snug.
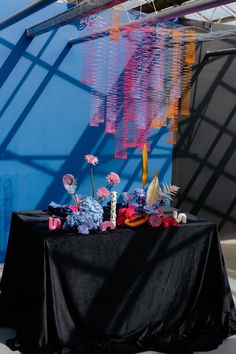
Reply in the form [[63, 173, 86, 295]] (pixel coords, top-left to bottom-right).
[[181, 213, 187, 224], [173, 210, 178, 220], [177, 213, 187, 224], [110, 191, 117, 227]]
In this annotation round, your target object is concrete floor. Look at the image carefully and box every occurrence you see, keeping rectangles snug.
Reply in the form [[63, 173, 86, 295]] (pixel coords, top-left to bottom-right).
[[0, 240, 236, 354]]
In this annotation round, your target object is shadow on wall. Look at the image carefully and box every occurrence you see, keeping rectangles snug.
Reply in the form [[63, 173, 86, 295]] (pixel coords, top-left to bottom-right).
[[173, 39, 236, 239], [35, 125, 171, 210], [0, 16, 173, 261], [0, 43, 71, 153], [0, 33, 33, 91], [0, 32, 72, 261], [0, 30, 58, 119], [28, 32, 172, 208]]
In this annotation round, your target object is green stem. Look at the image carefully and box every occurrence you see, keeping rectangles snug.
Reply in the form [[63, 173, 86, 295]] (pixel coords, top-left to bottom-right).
[[72, 194, 80, 209], [90, 164, 95, 198], [98, 196, 102, 204]]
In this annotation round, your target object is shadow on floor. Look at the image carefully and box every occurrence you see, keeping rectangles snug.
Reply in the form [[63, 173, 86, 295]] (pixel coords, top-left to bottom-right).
[[0, 328, 19, 354], [196, 335, 236, 354]]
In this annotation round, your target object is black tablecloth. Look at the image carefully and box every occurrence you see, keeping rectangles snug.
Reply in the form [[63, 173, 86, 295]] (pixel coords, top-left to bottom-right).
[[0, 209, 236, 354]]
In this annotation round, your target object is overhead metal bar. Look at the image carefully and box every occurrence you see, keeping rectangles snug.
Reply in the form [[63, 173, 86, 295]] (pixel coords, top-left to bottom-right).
[[204, 47, 236, 59], [68, 0, 236, 45], [215, 15, 236, 23], [195, 12, 210, 22], [197, 28, 236, 41], [0, 0, 57, 31], [26, 0, 131, 37], [221, 4, 236, 18], [115, 0, 149, 11]]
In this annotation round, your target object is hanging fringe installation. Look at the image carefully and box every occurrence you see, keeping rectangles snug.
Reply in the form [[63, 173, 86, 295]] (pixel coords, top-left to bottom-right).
[[180, 30, 196, 117], [110, 7, 122, 41], [89, 15, 108, 127], [83, 22, 196, 157]]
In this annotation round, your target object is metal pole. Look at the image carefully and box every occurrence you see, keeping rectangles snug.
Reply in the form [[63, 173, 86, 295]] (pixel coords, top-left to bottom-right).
[[205, 48, 236, 59], [68, 0, 236, 45], [0, 0, 57, 31]]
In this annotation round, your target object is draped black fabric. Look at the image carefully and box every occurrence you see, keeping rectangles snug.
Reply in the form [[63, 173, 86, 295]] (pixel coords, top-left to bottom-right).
[[0, 209, 236, 354]]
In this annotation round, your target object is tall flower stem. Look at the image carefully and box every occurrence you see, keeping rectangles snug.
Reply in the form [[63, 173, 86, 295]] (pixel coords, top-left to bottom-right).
[[72, 194, 80, 209], [90, 164, 95, 198]]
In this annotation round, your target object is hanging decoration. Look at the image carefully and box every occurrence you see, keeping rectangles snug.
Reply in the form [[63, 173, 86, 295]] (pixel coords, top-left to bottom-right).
[[180, 29, 196, 117], [88, 15, 109, 127], [142, 143, 148, 189], [84, 17, 196, 158], [110, 7, 122, 41]]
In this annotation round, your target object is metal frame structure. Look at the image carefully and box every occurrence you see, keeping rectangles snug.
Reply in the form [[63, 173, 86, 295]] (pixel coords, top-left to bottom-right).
[[0, 0, 235, 38], [204, 47, 236, 59], [26, 0, 130, 37], [185, 2, 236, 24], [67, 0, 236, 45]]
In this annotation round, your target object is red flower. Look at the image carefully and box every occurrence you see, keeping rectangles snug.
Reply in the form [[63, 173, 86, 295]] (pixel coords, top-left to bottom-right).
[[162, 216, 179, 228], [117, 207, 136, 226], [117, 216, 126, 226]]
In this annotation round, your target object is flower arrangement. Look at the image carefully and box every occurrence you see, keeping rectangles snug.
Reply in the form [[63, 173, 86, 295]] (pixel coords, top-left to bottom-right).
[[97, 171, 120, 203], [59, 154, 121, 234], [64, 197, 103, 234], [115, 146, 180, 229], [48, 150, 181, 235]]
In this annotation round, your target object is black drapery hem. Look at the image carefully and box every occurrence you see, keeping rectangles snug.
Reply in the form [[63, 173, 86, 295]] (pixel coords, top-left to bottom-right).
[[2, 309, 236, 354]]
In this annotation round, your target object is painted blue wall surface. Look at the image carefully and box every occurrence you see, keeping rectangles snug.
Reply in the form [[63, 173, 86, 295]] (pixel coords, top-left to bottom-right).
[[0, 0, 173, 261]]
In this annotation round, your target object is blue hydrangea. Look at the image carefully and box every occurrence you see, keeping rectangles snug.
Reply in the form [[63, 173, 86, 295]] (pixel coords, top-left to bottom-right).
[[143, 205, 161, 215], [64, 197, 103, 234], [78, 224, 89, 234], [64, 212, 81, 229], [49, 201, 69, 209], [130, 188, 146, 205], [132, 188, 146, 198]]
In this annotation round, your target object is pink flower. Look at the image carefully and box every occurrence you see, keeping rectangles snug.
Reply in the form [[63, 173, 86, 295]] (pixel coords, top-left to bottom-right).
[[97, 187, 110, 199], [85, 154, 98, 165], [106, 172, 120, 185]]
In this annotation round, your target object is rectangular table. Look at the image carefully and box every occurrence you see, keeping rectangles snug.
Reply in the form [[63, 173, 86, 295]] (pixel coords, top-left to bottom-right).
[[0, 209, 236, 354]]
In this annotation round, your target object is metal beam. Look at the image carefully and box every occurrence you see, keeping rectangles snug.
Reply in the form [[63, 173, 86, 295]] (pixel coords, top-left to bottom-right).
[[195, 12, 210, 22], [204, 48, 236, 60], [26, 0, 131, 37], [214, 15, 236, 23], [221, 4, 236, 18], [68, 0, 236, 45], [115, 0, 150, 11], [0, 0, 57, 31], [197, 28, 236, 42]]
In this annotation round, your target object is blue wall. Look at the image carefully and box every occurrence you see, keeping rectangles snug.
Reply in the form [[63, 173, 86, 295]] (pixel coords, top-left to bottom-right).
[[0, 0, 173, 261]]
